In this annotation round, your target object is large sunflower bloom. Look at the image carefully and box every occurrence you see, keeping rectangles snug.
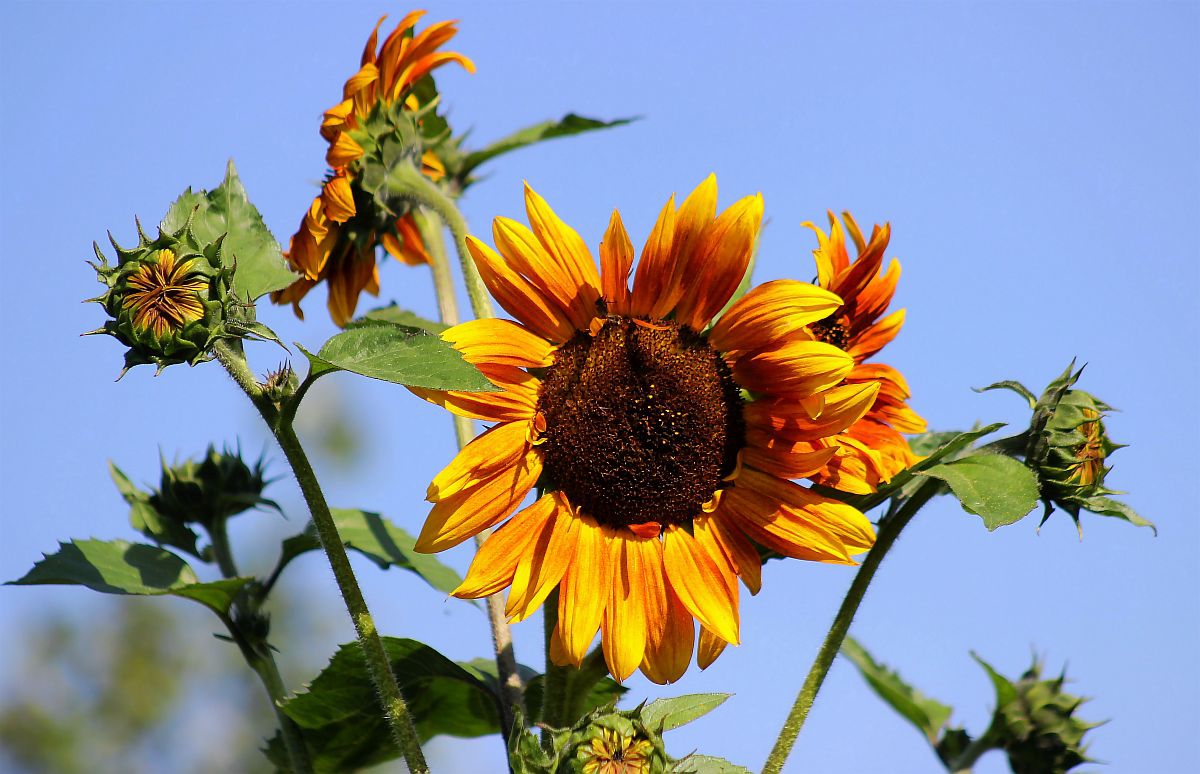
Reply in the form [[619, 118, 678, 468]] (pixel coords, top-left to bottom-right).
[[412, 177, 879, 683], [272, 11, 474, 325], [802, 212, 927, 492]]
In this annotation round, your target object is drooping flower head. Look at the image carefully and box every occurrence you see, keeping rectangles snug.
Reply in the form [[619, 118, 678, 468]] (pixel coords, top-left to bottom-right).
[[272, 11, 474, 325], [801, 212, 927, 493], [412, 177, 879, 683]]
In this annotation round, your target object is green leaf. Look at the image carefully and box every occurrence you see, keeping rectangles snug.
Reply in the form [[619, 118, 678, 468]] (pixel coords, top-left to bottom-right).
[[905, 431, 964, 458], [364, 304, 450, 334], [1078, 495, 1157, 533], [841, 637, 953, 744], [641, 694, 729, 733], [161, 159, 296, 300], [275, 509, 463, 596], [265, 638, 500, 772], [6, 539, 250, 615], [917, 453, 1040, 530], [458, 114, 636, 180], [109, 462, 201, 558], [299, 321, 495, 391], [830, 423, 1008, 511], [668, 754, 753, 774]]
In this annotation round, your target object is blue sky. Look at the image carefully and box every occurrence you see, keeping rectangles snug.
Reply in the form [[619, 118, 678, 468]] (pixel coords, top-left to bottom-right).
[[2, 2, 1197, 772]]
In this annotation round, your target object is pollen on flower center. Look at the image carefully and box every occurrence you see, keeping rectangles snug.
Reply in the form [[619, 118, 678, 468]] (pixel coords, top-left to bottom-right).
[[537, 317, 745, 530]]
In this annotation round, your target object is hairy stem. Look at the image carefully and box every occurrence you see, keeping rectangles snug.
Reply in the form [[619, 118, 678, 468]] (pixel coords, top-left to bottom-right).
[[414, 181, 526, 738], [762, 481, 939, 774], [213, 340, 429, 774]]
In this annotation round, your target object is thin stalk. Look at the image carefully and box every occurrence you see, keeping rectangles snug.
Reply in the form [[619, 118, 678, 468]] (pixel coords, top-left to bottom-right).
[[387, 163, 494, 320], [212, 340, 430, 774], [414, 182, 526, 736], [762, 480, 939, 774], [208, 515, 312, 774], [946, 716, 1003, 774]]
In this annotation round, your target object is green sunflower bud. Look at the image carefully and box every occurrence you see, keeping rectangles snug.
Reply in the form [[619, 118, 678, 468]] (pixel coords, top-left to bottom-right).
[[976, 654, 1100, 774], [87, 217, 236, 376], [980, 361, 1153, 534], [150, 444, 278, 532], [559, 706, 667, 774]]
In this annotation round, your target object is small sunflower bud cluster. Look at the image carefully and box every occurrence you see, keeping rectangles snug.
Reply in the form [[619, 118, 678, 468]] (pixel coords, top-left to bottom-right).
[[510, 705, 669, 774], [113, 445, 278, 561], [87, 218, 236, 375], [992, 658, 1099, 774]]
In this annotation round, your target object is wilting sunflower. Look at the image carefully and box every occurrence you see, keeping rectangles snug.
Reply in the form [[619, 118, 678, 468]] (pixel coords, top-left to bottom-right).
[[411, 177, 879, 683], [800, 212, 927, 493], [272, 11, 474, 325]]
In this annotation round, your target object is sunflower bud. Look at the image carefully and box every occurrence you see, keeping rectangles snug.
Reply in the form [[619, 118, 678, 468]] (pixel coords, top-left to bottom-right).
[[87, 218, 235, 375], [150, 444, 278, 533], [980, 362, 1153, 534], [983, 656, 1099, 774], [560, 707, 667, 774]]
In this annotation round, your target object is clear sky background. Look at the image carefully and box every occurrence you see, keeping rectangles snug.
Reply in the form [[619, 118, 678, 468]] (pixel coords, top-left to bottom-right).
[[2, 2, 1197, 772]]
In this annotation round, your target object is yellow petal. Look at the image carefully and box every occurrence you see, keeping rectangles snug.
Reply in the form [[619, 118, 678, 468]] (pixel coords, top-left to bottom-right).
[[466, 236, 576, 344], [453, 494, 557, 598], [441, 318, 555, 369], [662, 525, 739, 645], [415, 451, 542, 553], [676, 192, 764, 331], [630, 195, 677, 318], [506, 495, 576, 622], [709, 280, 843, 353], [427, 420, 532, 501], [697, 625, 728, 670], [601, 535, 650, 682], [640, 584, 694, 685], [558, 516, 612, 666], [523, 183, 602, 319], [599, 209, 634, 315], [733, 340, 854, 397]]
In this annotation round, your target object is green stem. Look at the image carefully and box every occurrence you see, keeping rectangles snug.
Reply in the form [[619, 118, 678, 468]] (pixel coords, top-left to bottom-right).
[[416, 207, 526, 738], [946, 717, 1004, 774], [562, 646, 609, 726], [762, 480, 940, 774], [387, 162, 494, 320], [207, 513, 312, 774], [213, 340, 430, 774], [540, 589, 569, 744]]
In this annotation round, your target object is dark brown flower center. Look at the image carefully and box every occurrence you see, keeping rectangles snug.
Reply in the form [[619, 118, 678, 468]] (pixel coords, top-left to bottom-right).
[[810, 315, 849, 350], [537, 317, 744, 530]]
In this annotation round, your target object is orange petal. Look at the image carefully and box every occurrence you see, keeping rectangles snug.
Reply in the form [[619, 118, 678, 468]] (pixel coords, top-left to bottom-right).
[[441, 318, 555, 369], [676, 192, 764, 331], [321, 175, 356, 223], [745, 382, 880, 444], [601, 535, 650, 682], [640, 583, 695, 685], [415, 451, 542, 553], [698, 512, 762, 596], [427, 420, 532, 501], [733, 340, 854, 397], [524, 183, 602, 320], [453, 493, 557, 598], [600, 209, 634, 315], [493, 216, 595, 331], [708, 279, 843, 353], [630, 195, 677, 318], [558, 516, 613, 666], [848, 308, 905, 362], [662, 525, 739, 645], [466, 236, 577, 343], [697, 626, 728, 670], [505, 495, 576, 622], [326, 132, 364, 168]]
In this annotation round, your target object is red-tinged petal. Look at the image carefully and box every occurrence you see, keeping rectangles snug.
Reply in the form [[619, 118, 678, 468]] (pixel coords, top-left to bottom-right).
[[630, 195, 677, 318], [601, 535, 649, 682], [506, 495, 576, 622], [697, 626, 728, 670], [321, 175, 356, 223], [849, 308, 905, 362], [600, 209, 634, 314], [467, 236, 577, 343], [677, 192, 764, 331], [326, 132, 364, 168], [641, 582, 694, 685], [733, 340, 854, 397], [709, 279, 843, 353]]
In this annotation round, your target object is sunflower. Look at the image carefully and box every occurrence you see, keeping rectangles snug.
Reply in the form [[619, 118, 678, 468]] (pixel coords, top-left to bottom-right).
[[411, 177, 879, 683], [800, 212, 927, 493], [121, 249, 209, 338], [272, 11, 474, 325]]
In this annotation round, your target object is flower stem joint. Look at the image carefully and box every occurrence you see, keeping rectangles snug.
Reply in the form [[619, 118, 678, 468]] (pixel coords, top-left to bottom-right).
[[86, 217, 238, 376]]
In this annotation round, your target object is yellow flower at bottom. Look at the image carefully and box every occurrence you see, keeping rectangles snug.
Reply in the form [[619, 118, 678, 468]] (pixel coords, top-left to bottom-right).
[[412, 177, 877, 683], [580, 728, 655, 774]]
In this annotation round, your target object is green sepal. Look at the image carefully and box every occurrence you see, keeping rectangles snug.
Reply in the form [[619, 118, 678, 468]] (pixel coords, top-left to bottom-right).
[[6, 538, 252, 616]]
